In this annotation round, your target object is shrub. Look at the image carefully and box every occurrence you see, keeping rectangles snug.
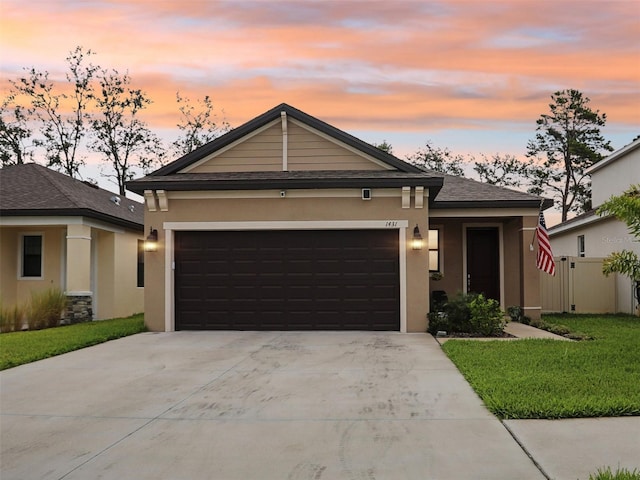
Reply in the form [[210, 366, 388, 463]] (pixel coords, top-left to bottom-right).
[[0, 300, 26, 333], [545, 323, 571, 336], [442, 292, 475, 333], [469, 294, 505, 336], [427, 311, 452, 335], [28, 288, 67, 330], [506, 306, 523, 322]]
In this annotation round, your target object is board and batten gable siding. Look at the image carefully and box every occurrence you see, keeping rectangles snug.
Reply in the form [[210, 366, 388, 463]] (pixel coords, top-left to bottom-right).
[[181, 118, 389, 174]]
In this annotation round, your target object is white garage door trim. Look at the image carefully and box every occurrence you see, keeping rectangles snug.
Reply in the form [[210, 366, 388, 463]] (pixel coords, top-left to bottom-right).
[[163, 220, 409, 333]]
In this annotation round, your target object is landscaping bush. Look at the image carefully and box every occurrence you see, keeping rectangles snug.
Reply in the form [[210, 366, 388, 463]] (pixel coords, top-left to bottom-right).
[[506, 305, 523, 323], [27, 288, 67, 330], [0, 299, 26, 333], [469, 294, 505, 336], [428, 292, 506, 336]]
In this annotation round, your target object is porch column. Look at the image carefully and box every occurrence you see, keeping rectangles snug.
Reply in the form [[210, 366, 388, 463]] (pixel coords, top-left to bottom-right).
[[521, 215, 541, 320], [65, 224, 93, 323]]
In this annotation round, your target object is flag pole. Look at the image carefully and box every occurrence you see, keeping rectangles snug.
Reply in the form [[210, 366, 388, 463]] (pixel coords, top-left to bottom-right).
[[530, 199, 544, 250]]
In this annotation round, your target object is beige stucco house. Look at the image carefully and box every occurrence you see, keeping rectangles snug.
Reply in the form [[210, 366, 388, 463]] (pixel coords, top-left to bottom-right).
[[128, 103, 550, 332], [0, 163, 145, 322], [549, 137, 640, 314]]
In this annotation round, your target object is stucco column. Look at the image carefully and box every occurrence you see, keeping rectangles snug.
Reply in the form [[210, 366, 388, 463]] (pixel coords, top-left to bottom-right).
[[65, 224, 93, 323], [521, 215, 541, 320]]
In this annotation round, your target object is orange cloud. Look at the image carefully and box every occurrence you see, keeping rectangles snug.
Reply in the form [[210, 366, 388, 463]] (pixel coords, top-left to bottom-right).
[[1, 0, 638, 149]]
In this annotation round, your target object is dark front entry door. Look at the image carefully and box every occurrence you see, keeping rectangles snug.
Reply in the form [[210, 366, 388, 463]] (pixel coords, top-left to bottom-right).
[[466, 227, 500, 302]]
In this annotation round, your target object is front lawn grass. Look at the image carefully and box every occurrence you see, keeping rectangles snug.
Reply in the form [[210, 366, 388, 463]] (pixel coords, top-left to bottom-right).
[[0, 314, 146, 370], [441, 314, 640, 419]]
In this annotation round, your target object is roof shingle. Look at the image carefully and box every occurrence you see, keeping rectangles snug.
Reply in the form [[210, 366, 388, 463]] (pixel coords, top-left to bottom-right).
[[0, 163, 143, 230]]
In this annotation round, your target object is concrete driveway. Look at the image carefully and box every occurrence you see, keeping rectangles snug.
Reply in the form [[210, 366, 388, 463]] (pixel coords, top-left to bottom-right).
[[1, 331, 543, 480]]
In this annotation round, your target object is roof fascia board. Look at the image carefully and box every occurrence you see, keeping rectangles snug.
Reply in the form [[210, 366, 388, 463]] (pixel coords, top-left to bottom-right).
[[0, 210, 143, 232], [585, 139, 640, 175], [127, 177, 443, 193], [429, 207, 540, 218], [431, 200, 548, 209], [548, 212, 604, 236]]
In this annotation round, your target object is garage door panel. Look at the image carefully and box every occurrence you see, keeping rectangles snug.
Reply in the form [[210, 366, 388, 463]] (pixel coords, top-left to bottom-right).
[[175, 230, 400, 330]]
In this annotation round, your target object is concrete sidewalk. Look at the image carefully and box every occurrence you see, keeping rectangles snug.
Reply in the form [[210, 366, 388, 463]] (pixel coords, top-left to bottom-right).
[[504, 417, 640, 480]]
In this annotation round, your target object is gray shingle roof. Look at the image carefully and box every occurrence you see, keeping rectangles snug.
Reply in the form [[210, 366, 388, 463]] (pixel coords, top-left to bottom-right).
[[424, 170, 552, 209], [0, 163, 143, 231]]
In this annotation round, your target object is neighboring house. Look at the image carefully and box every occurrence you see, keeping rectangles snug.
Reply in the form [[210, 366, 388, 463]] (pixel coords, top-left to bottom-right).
[[549, 138, 640, 314], [127, 103, 550, 332], [0, 163, 145, 322]]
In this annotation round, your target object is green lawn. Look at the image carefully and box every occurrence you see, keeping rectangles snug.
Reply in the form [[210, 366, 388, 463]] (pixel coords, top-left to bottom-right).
[[0, 314, 146, 370], [441, 314, 640, 419]]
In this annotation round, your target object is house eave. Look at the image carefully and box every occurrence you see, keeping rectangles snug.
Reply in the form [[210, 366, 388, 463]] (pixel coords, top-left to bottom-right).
[[0, 208, 144, 233], [431, 199, 552, 210], [127, 177, 443, 195]]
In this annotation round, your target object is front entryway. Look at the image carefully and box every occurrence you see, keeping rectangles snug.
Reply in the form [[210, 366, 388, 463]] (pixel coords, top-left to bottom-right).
[[466, 227, 500, 302], [174, 230, 400, 330]]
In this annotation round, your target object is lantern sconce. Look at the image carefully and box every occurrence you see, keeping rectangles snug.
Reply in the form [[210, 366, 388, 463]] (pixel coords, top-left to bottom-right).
[[411, 224, 424, 251], [144, 227, 158, 252]]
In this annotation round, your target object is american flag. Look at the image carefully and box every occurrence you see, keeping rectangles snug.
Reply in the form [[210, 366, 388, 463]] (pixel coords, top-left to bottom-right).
[[536, 210, 556, 276]]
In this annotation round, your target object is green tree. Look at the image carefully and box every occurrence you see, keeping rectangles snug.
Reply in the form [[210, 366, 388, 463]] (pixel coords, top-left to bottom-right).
[[10, 46, 98, 177], [407, 141, 467, 176], [172, 93, 230, 156], [0, 98, 33, 166], [527, 89, 613, 221], [372, 140, 393, 154], [473, 153, 531, 188], [597, 184, 640, 283], [90, 69, 161, 195]]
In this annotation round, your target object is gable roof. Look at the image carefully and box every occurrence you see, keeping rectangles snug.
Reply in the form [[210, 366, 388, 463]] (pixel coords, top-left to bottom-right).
[[127, 102, 549, 209], [0, 163, 144, 231], [585, 137, 640, 175], [149, 103, 424, 177]]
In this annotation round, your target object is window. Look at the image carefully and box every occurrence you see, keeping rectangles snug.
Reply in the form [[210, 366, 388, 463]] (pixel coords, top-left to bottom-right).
[[428, 229, 440, 272], [137, 240, 144, 287], [577, 235, 585, 257], [21, 234, 43, 278]]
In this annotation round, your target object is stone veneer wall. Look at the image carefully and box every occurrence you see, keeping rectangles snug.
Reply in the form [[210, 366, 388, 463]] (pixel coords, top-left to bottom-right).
[[63, 294, 93, 324]]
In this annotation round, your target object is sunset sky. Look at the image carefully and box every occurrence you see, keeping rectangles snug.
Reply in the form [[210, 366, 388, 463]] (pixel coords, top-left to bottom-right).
[[1, 0, 639, 220]]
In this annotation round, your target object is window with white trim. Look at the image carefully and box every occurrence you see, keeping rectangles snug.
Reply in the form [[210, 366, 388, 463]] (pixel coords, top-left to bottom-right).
[[21, 234, 43, 278]]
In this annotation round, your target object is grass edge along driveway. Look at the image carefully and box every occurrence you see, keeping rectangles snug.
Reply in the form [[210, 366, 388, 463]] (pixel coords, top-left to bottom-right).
[[441, 314, 640, 419], [0, 314, 146, 370]]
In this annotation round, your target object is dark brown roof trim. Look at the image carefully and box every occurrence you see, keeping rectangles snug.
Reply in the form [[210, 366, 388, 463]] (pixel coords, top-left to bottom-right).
[[432, 198, 554, 210], [0, 208, 144, 233], [128, 176, 443, 194], [149, 103, 423, 176]]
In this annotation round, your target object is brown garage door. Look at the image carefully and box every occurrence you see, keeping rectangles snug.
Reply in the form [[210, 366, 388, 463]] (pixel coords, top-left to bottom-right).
[[175, 230, 400, 330]]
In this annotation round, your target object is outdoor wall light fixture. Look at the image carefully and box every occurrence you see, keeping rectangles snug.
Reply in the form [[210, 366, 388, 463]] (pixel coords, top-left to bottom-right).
[[144, 227, 158, 252], [411, 224, 424, 250]]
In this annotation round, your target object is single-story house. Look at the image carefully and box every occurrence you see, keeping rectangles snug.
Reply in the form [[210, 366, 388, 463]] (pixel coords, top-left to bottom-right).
[[0, 163, 145, 322], [549, 137, 640, 314], [128, 103, 551, 332]]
